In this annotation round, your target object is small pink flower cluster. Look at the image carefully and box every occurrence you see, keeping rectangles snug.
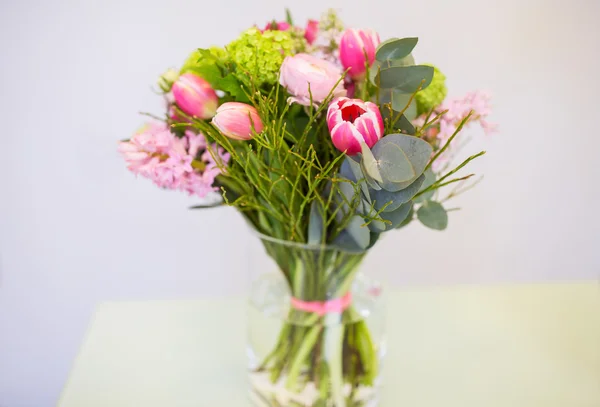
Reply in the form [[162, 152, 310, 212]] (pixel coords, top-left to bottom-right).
[[436, 90, 497, 142], [118, 122, 230, 198]]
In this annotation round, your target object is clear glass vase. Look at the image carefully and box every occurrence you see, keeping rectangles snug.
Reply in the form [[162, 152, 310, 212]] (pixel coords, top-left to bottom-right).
[[247, 233, 386, 407]]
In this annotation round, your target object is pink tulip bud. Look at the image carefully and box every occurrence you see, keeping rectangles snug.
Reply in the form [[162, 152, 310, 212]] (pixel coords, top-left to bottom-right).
[[339, 29, 380, 80], [172, 73, 218, 120], [262, 20, 291, 32], [212, 102, 264, 141], [327, 97, 384, 155], [304, 19, 319, 45]]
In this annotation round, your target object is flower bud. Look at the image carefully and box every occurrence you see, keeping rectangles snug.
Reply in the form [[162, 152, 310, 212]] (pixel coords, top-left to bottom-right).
[[339, 29, 380, 80], [212, 102, 264, 141], [327, 97, 383, 155], [262, 20, 291, 32], [158, 68, 179, 93], [304, 20, 319, 45], [171, 73, 218, 119]]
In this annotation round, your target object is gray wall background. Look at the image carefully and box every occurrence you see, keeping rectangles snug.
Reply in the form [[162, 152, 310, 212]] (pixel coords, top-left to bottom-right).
[[1, 0, 599, 405]]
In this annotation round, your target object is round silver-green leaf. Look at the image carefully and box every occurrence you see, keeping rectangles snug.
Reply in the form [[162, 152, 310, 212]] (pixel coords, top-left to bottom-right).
[[417, 201, 448, 230]]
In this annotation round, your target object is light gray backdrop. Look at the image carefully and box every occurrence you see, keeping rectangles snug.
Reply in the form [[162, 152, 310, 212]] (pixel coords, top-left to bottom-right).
[[1, 0, 599, 406]]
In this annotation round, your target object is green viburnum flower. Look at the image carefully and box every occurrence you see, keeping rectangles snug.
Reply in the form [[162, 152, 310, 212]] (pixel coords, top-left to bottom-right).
[[415, 65, 448, 116], [226, 28, 294, 86]]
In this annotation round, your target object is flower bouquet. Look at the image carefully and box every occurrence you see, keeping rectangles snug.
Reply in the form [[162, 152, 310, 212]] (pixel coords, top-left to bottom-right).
[[119, 8, 494, 407]]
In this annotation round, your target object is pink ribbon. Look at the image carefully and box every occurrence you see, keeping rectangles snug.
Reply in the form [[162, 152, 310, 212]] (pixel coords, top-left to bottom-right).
[[290, 292, 353, 316]]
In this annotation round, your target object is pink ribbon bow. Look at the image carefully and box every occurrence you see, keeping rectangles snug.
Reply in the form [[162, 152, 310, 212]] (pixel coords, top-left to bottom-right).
[[290, 292, 353, 316]]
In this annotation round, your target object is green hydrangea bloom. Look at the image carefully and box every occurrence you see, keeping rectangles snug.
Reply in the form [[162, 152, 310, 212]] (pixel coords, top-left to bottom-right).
[[415, 65, 448, 116], [226, 28, 294, 86]]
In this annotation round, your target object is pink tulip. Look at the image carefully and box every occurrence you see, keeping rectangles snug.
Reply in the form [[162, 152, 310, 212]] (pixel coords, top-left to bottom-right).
[[262, 21, 291, 32], [280, 53, 346, 106], [172, 73, 218, 120], [212, 102, 264, 141], [339, 29, 380, 80], [304, 19, 319, 44], [327, 97, 384, 155]]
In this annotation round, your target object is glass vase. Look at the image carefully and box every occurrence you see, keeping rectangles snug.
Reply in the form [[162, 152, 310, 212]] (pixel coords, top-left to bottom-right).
[[247, 233, 386, 407]]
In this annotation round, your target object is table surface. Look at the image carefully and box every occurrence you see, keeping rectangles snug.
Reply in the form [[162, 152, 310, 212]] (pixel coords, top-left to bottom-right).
[[58, 282, 600, 407]]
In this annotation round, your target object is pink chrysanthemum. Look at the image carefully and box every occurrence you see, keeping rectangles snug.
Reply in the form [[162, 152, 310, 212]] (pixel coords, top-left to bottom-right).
[[118, 122, 230, 198]]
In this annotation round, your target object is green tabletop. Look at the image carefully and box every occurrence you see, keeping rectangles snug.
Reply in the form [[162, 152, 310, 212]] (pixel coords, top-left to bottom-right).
[[58, 283, 600, 407]]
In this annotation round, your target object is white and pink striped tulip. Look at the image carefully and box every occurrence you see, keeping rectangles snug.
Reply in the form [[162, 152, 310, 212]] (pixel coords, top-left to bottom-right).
[[327, 97, 384, 156]]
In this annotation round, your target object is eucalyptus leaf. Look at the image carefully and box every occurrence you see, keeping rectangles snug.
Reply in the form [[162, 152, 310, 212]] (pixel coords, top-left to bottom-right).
[[370, 54, 416, 85], [414, 168, 436, 204], [332, 230, 364, 253], [339, 158, 357, 182], [376, 65, 434, 92], [396, 205, 414, 229], [308, 201, 324, 245], [369, 174, 425, 212], [379, 202, 414, 231], [344, 156, 371, 200], [360, 158, 383, 191], [373, 142, 414, 183], [366, 232, 381, 249], [346, 156, 363, 181], [376, 37, 418, 62], [417, 201, 448, 230], [340, 215, 371, 249], [378, 90, 417, 120], [375, 134, 433, 190], [396, 114, 416, 134], [360, 142, 383, 183], [367, 218, 386, 233], [336, 180, 357, 216]]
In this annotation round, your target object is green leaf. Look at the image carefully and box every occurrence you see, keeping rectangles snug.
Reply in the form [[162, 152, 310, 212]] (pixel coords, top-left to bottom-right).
[[374, 134, 432, 190], [360, 142, 383, 183], [336, 180, 356, 216], [359, 159, 383, 191], [366, 232, 381, 249], [372, 142, 414, 183], [183, 64, 222, 85], [378, 90, 417, 120], [285, 8, 294, 25], [189, 201, 223, 209], [334, 216, 370, 251], [370, 54, 416, 85], [217, 74, 248, 101], [308, 201, 324, 245], [380, 101, 416, 134], [414, 168, 436, 204], [376, 38, 418, 62], [369, 174, 424, 212], [379, 202, 414, 231], [396, 205, 414, 229], [339, 157, 357, 182], [367, 218, 386, 233], [396, 114, 416, 134], [417, 201, 448, 230], [376, 65, 434, 92]]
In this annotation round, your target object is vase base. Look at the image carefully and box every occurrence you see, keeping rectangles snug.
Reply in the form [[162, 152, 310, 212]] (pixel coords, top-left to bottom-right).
[[249, 371, 379, 407]]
